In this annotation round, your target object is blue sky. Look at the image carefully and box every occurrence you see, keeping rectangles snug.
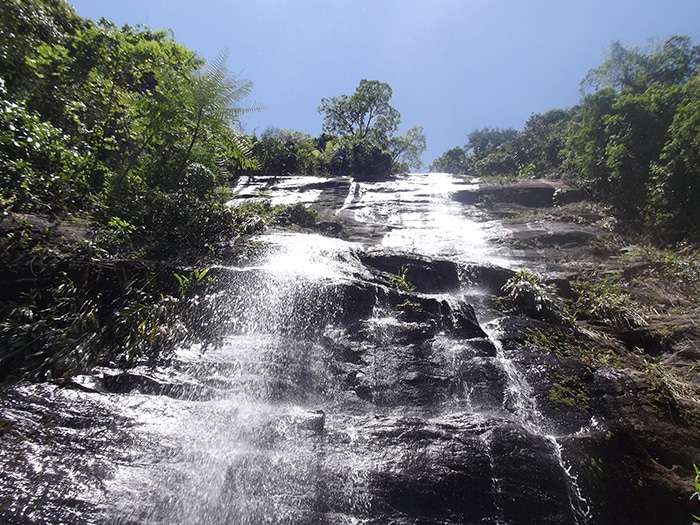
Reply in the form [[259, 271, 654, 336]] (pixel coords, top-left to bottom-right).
[[69, 0, 700, 166]]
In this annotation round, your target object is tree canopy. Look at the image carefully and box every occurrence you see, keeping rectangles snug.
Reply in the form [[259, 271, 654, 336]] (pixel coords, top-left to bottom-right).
[[0, 1, 259, 254], [317, 79, 426, 177], [318, 79, 400, 147], [431, 35, 700, 243]]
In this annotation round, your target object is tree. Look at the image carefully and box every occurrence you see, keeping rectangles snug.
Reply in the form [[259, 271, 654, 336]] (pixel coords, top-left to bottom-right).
[[0, 1, 261, 252], [390, 124, 426, 172], [647, 76, 700, 241], [563, 88, 618, 195], [318, 79, 400, 148], [173, 49, 259, 181], [429, 146, 470, 174], [0, 0, 84, 97], [582, 35, 700, 94], [601, 84, 681, 220], [317, 79, 425, 177], [518, 109, 574, 175], [466, 127, 519, 160], [466, 127, 520, 177]]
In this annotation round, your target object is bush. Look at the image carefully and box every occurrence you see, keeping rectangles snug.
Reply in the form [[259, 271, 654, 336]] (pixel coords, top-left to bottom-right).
[[272, 202, 318, 227], [348, 139, 392, 180], [499, 269, 572, 325]]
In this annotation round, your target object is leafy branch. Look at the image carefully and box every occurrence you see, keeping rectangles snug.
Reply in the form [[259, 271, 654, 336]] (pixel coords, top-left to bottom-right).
[[389, 265, 416, 292]]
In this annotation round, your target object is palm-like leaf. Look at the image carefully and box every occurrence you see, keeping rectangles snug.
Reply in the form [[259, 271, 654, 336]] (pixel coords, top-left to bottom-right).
[[179, 49, 262, 174]]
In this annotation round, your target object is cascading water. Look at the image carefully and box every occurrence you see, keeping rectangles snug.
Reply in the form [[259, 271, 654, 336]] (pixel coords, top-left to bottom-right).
[[0, 173, 602, 524]]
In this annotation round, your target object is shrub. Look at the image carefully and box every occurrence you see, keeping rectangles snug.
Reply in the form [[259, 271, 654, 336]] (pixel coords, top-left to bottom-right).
[[500, 269, 572, 325]]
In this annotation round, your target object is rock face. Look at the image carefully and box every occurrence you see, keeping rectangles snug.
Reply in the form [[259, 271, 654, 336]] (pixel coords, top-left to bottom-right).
[[359, 250, 462, 293], [1, 174, 698, 524], [453, 178, 583, 209]]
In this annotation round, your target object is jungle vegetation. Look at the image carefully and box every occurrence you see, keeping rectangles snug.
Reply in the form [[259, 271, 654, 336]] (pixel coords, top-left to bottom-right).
[[252, 80, 426, 179], [0, 0, 424, 253], [0, 0, 425, 380], [431, 36, 700, 243]]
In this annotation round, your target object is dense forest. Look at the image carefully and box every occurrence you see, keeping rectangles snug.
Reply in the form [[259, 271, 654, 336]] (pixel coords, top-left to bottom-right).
[[431, 36, 700, 244], [0, 0, 426, 379], [0, 0, 698, 383], [0, 0, 425, 254]]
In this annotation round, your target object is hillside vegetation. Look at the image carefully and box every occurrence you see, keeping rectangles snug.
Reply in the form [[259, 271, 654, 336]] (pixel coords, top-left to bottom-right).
[[432, 36, 700, 244]]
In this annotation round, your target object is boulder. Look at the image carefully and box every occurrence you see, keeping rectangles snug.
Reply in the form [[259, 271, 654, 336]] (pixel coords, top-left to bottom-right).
[[359, 250, 461, 293]]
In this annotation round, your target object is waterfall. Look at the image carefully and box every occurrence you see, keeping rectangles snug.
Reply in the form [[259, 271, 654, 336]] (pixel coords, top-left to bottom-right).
[[1, 173, 601, 524]]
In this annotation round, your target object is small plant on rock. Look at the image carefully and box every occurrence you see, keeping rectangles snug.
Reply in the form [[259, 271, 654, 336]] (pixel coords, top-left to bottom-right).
[[389, 265, 416, 292], [499, 269, 572, 325]]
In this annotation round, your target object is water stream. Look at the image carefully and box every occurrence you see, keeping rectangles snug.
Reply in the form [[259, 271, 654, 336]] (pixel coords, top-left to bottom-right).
[[0, 173, 594, 524]]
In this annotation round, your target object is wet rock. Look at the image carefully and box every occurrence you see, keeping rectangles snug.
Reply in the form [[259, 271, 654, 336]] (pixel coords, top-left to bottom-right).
[[390, 294, 488, 340], [488, 424, 577, 524], [315, 414, 587, 524], [506, 220, 600, 248], [458, 356, 509, 408], [291, 409, 326, 434], [448, 300, 489, 339], [61, 374, 108, 393], [560, 429, 697, 525], [463, 264, 515, 295], [453, 178, 583, 209], [101, 371, 213, 400], [467, 337, 499, 357], [3, 174, 697, 525], [361, 416, 498, 523], [332, 281, 379, 324], [359, 250, 461, 293]]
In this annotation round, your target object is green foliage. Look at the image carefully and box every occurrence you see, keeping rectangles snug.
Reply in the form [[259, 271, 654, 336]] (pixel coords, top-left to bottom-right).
[[230, 198, 319, 231], [467, 127, 521, 177], [317, 79, 423, 176], [345, 137, 393, 180], [467, 127, 519, 161], [563, 88, 618, 195], [431, 35, 700, 242], [0, 265, 223, 380], [565, 36, 700, 236], [430, 127, 521, 178], [319, 79, 400, 147], [0, 78, 87, 213], [524, 327, 573, 357], [0, 0, 85, 95], [1, 4, 261, 253], [141, 190, 237, 257], [389, 265, 416, 292], [581, 36, 700, 94], [572, 275, 648, 330], [173, 267, 212, 297], [517, 109, 574, 175], [251, 128, 330, 176], [499, 269, 572, 325], [389, 124, 426, 173], [647, 76, 700, 241], [253, 128, 304, 175], [429, 146, 470, 174], [171, 49, 260, 180], [0, 2, 272, 380], [692, 464, 700, 520], [474, 150, 519, 178], [397, 298, 423, 312], [271, 202, 318, 227], [0, 277, 99, 380], [603, 85, 680, 222], [96, 216, 137, 254], [548, 374, 589, 410]]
